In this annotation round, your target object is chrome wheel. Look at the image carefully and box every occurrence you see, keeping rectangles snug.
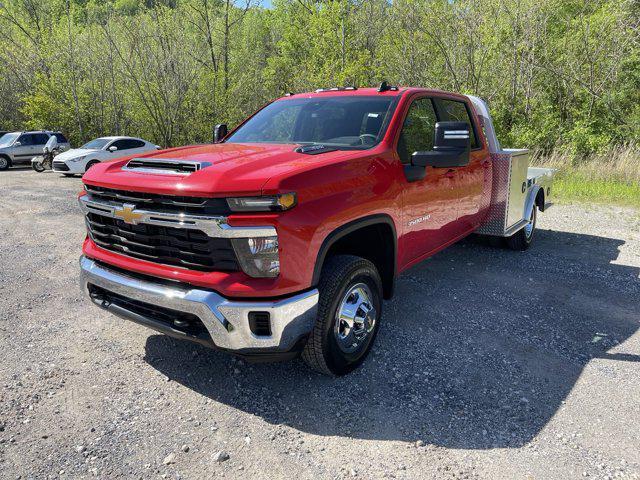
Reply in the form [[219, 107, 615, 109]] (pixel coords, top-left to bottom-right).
[[0, 157, 8, 170], [524, 208, 536, 240], [333, 282, 377, 354]]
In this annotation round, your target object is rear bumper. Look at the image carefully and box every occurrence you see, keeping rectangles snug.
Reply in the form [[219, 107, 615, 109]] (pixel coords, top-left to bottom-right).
[[79, 256, 319, 356]]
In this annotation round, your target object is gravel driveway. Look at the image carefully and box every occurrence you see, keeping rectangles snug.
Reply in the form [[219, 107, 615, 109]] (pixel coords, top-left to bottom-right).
[[1, 169, 639, 480]]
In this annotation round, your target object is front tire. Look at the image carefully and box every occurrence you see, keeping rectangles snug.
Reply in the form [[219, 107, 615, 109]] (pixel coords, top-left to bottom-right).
[[32, 161, 45, 173], [505, 206, 536, 251], [0, 156, 9, 171], [85, 160, 100, 172], [302, 255, 382, 376]]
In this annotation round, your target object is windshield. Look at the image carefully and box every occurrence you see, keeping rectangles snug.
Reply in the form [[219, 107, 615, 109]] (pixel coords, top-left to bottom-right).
[[80, 138, 110, 150], [0, 132, 19, 148], [226, 96, 396, 149]]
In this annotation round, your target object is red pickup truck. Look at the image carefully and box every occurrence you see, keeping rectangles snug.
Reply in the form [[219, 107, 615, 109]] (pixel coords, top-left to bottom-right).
[[79, 84, 554, 375]]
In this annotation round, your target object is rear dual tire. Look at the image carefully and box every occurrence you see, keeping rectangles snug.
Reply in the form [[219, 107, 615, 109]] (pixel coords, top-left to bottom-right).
[[505, 207, 536, 251], [302, 255, 382, 376]]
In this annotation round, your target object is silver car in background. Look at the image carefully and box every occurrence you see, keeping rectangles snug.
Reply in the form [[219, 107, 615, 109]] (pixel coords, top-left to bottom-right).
[[0, 131, 70, 170]]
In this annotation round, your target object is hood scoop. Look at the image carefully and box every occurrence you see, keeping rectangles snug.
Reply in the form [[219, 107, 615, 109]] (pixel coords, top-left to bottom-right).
[[123, 158, 212, 175]]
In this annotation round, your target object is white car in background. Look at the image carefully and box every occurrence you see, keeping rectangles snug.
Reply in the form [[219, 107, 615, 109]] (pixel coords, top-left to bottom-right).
[[52, 136, 160, 175]]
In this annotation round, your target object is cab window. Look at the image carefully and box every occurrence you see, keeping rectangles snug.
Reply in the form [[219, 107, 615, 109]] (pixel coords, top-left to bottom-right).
[[437, 99, 479, 148], [397, 97, 438, 164]]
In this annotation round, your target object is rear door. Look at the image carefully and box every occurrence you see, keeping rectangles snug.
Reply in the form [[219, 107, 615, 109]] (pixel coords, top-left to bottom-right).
[[435, 98, 488, 231], [397, 95, 461, 266]]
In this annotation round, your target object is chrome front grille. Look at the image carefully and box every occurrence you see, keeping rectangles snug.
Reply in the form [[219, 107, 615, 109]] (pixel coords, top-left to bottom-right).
[[79, 186, 277, 272]]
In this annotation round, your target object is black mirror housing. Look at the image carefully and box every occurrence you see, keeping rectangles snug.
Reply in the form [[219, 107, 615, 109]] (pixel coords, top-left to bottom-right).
[[213, 124, 228, 143], [411, 121, 471, 168]]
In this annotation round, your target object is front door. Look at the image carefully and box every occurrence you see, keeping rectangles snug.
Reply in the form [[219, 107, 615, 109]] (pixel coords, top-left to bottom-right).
[[397, 96, 461, 267], [13, 134, 37, 164]]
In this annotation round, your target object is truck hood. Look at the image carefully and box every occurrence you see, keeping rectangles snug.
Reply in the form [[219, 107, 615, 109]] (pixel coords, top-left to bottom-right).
[[82, 142, 352, 196]]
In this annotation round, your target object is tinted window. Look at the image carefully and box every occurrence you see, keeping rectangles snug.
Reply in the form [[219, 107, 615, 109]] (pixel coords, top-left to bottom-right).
[[112, 139, 145, 150], [111, 139, 128, 150], [17, 134, 35, 146], [226, 96, 396, 149], [33, 133, 50, 145], [438, 99, 478, 148], [397, 98, 438, 164], [53, 133, 68, 143], [125, 139, 145, 149]]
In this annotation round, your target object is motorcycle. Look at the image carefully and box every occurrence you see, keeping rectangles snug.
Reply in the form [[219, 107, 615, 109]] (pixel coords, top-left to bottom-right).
[[31, 136, 61, 173]]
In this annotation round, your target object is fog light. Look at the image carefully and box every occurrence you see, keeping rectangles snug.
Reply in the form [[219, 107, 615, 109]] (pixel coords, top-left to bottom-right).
[[231, 236, 280, 278]]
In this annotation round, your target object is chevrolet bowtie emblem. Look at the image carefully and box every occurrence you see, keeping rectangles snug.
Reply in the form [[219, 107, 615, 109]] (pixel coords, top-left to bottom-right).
[[114, 204, 143, 225]]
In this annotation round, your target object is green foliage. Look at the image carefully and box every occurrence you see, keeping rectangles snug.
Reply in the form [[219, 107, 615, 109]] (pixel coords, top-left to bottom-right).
[[0, 0, 638, 156], [552, 174, 640, 208]]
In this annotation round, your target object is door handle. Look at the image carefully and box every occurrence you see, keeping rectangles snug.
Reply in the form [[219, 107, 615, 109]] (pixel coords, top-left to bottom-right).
[[444, 169, 456, 178]]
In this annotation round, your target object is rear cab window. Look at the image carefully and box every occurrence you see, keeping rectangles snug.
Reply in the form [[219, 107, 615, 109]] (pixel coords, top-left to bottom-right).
[[435, 99, 480, 149]]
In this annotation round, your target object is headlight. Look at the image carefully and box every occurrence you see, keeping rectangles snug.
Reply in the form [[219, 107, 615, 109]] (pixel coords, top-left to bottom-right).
[[227, 193, 296, 212], [69, 155, 87, 163], [231, 236, 279, 278]]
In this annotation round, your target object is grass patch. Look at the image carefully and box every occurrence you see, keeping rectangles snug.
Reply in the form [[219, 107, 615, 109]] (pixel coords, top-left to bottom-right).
[[551, 174, 640, 208], [533, 144, 640, 209]]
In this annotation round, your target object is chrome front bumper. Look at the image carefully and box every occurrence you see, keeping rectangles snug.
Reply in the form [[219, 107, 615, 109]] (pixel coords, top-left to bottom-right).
[[79, 256, 319, 352]]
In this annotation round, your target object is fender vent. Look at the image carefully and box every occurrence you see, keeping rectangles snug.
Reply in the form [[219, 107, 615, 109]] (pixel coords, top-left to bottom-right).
[[123, 158, 210, 175]]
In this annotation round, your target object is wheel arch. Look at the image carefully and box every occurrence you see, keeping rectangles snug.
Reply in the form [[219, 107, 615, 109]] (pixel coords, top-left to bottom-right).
[[311, 214, 398, 300], [524, 185, 545, 221]]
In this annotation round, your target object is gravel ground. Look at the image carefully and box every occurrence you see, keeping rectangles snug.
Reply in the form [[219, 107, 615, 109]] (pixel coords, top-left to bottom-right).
[[1, 169, 639, 480]]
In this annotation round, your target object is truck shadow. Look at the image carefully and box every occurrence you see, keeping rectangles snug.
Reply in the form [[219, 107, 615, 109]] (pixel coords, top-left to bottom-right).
[[143, 227, 640, 449]]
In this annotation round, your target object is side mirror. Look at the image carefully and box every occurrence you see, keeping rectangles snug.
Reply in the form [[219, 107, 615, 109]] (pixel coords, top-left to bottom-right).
[[213, 123, 228, 143], [411, 121, 471, 168], [14, 141, 21, 146], [108, 145, 118, 152], [43, 146, 50, 153]]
